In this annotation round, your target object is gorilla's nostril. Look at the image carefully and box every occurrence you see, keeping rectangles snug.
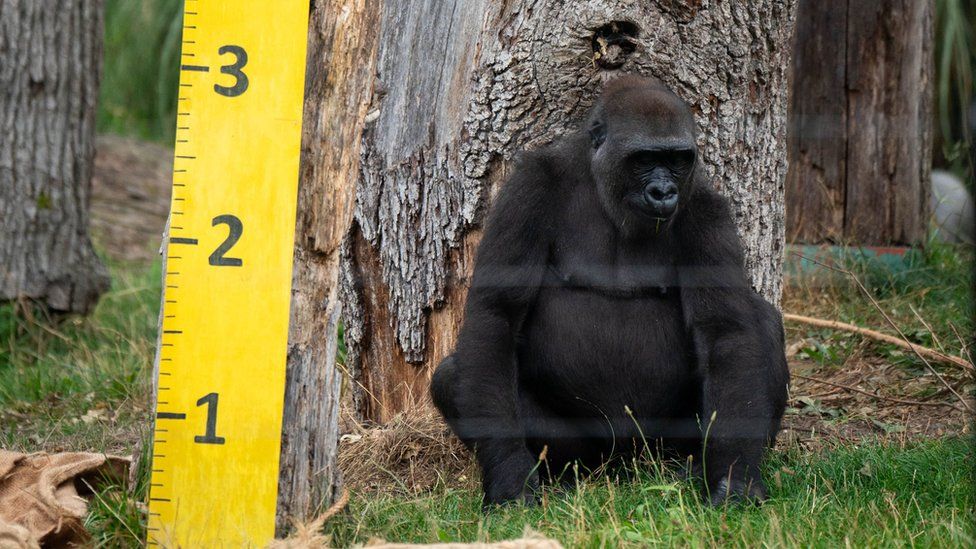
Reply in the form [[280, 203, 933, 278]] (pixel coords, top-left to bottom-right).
[[646, 183, 678, 203]]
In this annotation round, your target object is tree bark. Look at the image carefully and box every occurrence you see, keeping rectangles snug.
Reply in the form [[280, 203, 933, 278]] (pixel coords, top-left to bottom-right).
[[340, 0, 798, 422], [275, 0, 381, 533], [0, 0, 109, 313], [786, 0, 932, 245]]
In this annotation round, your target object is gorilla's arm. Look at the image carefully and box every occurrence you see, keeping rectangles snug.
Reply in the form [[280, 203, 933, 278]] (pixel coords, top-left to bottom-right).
[[432, 153, 557, 506], [676, 187, 789, 504]]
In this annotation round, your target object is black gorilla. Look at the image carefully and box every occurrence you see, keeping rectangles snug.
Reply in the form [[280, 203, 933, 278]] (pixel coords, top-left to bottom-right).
[[431, 76, 789, 508]]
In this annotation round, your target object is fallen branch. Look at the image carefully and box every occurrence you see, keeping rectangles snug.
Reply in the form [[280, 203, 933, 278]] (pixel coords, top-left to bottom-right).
[[790, 253, 974, 413], [784, 313, 975, 374], [794, 374, 963, 411]]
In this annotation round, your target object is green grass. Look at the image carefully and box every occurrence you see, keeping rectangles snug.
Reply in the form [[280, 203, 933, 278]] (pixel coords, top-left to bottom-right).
[[0, 261, 160, 452], [0, 261, 159, 546], [785, 239, 973, 373], [0, 248, 971, 546], [323, 439, 974, 547]]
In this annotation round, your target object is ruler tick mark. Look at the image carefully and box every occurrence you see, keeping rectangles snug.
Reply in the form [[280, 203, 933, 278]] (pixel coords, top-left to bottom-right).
[[170, 237, 198, 245], [180, 64, 208, 72], [157, 412, 187, 420]]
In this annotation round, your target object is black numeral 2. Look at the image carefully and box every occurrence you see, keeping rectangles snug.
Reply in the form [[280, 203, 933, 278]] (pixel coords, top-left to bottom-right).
[[194, 393, 226, 445], [209, 214, 243, 267]]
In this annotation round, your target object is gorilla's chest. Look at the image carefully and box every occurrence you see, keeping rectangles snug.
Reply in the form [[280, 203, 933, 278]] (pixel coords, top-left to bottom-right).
[[515, 217, 693, 413], [518, 285, 691, 414], [546, 202, 680, 297]]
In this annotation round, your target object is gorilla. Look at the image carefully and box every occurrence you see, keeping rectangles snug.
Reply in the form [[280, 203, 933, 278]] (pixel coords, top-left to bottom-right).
[[432, 76, 789, 508]]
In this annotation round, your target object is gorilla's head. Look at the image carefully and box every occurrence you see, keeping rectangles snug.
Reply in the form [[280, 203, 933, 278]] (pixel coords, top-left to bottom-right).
[[586, 76, 700, 236]]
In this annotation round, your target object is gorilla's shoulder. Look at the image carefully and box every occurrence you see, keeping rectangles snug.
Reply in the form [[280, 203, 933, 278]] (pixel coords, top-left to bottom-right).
[[506, 144, 576, 193]]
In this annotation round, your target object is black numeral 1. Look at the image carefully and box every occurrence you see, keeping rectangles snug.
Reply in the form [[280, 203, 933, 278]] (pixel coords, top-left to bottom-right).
[[194, 393, 226, 445]]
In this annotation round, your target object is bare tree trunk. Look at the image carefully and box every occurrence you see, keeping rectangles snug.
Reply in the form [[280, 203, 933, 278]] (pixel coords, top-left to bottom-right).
[[787, 0, 932, 245], [275, 0, 381, 533], [340, 0, 798, 422], [0, 0, 109, 313]]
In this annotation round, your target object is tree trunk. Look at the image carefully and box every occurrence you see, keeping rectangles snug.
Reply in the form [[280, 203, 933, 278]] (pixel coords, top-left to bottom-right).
[[0, 0, 109, 313], [341, 0, 798, 423], [274, 0, 381, 533], [786, 0, 932, 245]]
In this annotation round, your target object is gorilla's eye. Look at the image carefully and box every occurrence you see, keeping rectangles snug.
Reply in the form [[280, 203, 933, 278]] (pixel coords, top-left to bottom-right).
[[669, 148, 695, 165], [628, 148, 695, 176], [665, 148, 696, 172]]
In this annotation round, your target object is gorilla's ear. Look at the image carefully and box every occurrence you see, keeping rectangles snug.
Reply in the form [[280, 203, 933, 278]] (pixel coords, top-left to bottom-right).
[[589, 118, 607, 149]]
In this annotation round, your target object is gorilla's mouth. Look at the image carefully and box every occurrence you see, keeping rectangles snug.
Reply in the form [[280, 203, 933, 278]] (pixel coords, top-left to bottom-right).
[[627, 192, 676, 221]]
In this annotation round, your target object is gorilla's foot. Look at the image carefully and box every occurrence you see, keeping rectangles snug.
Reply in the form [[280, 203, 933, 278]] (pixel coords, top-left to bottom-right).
[[707, 477, 768, 506], [481, 453, 541, 511]]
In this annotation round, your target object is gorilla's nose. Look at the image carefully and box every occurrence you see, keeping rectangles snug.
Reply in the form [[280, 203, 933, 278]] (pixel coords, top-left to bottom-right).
[[643, 180, 679, 217]]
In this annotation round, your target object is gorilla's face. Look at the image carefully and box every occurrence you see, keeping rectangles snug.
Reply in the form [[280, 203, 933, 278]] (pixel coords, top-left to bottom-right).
[[587, 78, 699, 237]]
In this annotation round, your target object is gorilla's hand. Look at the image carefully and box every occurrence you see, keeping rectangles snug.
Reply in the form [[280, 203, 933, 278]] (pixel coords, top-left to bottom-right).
[[708, 476, 768, 506], [482, 451, 540, 510]]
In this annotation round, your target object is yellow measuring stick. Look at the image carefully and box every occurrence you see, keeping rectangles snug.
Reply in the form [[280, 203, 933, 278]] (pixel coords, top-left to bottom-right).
[[147, 1, 309, 546]]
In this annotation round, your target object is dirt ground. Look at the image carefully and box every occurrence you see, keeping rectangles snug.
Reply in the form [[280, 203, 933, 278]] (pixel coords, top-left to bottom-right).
[[91, 135, 173, 263], [90, 136, 972, 494]]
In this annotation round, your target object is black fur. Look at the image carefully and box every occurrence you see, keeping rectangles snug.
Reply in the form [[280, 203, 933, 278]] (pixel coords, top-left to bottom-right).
[[431, 76, 789, 509]]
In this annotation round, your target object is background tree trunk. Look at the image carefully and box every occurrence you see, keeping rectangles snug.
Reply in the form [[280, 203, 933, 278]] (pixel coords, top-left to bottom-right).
[[0, 0, 109, 313], [786, 0, 932, 245], [341, 0, 798, 422], [275, 0, 381, 533]]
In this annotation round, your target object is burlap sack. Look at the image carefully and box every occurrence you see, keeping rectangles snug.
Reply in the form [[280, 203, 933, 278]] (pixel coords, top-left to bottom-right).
[[0, 451, 129, 548]]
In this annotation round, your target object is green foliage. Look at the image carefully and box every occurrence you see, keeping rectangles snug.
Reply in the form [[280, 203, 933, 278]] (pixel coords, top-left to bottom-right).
[[323, 439, 974, 547], [935, 0, 976, 183], [99, 0, 184, 142]]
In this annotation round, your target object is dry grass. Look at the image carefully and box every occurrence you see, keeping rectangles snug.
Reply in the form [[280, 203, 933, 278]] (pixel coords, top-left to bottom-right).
[[339, 410, 474, 495]]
